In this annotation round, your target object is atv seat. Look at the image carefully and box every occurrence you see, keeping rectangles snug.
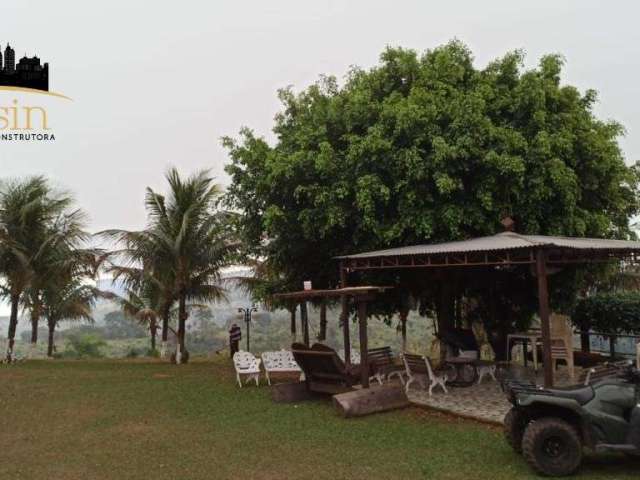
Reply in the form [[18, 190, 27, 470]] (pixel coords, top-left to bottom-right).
[[546, 385, 595, 405]]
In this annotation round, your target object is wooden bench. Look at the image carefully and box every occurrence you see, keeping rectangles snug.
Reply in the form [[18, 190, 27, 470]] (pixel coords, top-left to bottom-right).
[[261, 350, 304, 386], [402, 353, 448, 396], [367, 346, 405, 385], [579, 361, 628, 386]]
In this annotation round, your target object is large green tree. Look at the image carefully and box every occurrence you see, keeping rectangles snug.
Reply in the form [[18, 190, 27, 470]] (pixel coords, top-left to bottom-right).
[[224, 41, 640, 350]]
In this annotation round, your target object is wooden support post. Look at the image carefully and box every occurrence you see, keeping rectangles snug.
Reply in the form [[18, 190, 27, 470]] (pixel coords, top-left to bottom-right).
[[536, 249, 554, 388], [358, 300, 369, 388], [300, 301, 310, 346], [289, 304, 297, 341], [318, 300, 327, 341], [340, 264, 351, 368]]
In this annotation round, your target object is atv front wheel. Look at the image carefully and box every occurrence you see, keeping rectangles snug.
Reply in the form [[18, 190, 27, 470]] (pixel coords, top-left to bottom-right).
[[522, 418, 583, 477], [504, 408, 528, 453]]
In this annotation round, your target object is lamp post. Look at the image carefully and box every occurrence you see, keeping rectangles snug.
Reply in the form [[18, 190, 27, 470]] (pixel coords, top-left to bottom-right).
[[238, 305, 258, 352]]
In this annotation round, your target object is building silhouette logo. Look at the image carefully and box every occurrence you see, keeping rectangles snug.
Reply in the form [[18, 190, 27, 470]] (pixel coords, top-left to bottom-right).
[[0, 43, 49, 91], [0, 42, 69, 142]]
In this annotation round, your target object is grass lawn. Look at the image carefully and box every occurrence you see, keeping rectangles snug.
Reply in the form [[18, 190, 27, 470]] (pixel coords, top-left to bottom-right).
[[1, 358, 637, 480]]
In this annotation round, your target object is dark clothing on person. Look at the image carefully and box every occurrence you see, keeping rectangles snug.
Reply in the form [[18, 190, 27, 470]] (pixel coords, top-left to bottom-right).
[[229, 324, 241, 358]]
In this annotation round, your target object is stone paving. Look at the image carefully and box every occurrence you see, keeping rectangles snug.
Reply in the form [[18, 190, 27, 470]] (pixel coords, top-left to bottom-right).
[[407, 365, 582, 425]]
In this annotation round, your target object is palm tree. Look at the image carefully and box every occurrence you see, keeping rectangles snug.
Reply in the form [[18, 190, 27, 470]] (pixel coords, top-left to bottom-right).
[[23, 208, 94, 355], [0, 176, 77, 361], [101, 269, 164, 352], [100, 235, 176, 357], [42, 279, 97, 357], [101, 168, 236, 363]]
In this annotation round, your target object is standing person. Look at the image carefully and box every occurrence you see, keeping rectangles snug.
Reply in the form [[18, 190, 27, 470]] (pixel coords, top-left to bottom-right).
[[229, 323, 241, 358]]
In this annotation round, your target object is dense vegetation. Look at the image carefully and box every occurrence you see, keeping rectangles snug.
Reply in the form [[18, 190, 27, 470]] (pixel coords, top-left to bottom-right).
[[224, 40, 640, 355], [574, 292, 640, 335]]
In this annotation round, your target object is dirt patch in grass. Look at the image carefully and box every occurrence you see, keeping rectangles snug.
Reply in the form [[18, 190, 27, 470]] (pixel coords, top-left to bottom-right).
[[107, 420, 156, 436], [406, 404, 503, 432]]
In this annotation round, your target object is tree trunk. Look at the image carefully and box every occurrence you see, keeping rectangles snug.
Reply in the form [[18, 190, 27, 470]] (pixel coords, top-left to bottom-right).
[[435, 282, 455, 362], [318, 301, 327, 341], [150, 321, 157, 351], [6, 294, 20, 362], [579, 320, 591, 353], [30, 310, 39, 344], [289, 306, 297, 339], [47, 321, 55, 357], [161, 308, 169, 358], [485, 299, 511, 362], [399, 309, 408, 352], [609, 335, 617, 359], [177, 294, 187, 363]]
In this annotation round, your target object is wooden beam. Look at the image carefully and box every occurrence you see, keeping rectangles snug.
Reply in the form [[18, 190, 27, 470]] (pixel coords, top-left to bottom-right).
[[340, 263, 351, 370], [536, 249, 554, 387], [357, 299, 369, 388]]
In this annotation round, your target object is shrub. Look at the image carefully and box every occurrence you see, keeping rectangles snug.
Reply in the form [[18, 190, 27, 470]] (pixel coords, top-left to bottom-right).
[[125, 348, 140, 358], [573, 292, 640, 334], [63, 333, 107, 358], [146, 348, 160, 358]]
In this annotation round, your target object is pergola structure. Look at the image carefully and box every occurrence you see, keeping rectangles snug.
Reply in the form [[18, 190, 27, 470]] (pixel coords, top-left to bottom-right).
[[337, 231, 640, 387], [273, 286, 391, 388]]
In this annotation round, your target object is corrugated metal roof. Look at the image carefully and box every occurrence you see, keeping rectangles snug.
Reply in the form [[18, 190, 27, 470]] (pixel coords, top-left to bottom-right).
[[336, 232, 640, 259]]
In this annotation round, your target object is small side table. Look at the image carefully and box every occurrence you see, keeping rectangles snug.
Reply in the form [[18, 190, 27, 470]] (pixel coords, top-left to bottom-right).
[[444, 357, 478, 387]]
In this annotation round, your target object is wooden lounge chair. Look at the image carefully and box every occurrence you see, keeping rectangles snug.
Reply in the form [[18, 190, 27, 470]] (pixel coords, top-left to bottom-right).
[[291, 343, 360, 394], [402, 353, 448, 396]]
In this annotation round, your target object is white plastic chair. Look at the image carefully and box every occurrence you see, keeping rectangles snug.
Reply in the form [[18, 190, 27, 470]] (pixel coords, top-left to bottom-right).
[[233, 351, 261, 387]]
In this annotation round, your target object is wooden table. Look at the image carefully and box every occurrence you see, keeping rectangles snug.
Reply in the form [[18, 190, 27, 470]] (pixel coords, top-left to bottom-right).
[[506, 333, 565, 371], [444, 357, 478, 387]]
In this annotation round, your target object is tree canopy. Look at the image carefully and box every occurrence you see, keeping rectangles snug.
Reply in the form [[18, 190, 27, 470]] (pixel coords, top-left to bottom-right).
[[224, 40, 640, 296]]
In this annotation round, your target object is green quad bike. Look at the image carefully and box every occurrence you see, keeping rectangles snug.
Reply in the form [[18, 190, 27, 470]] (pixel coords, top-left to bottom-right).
[[502, 363, 640, 476]]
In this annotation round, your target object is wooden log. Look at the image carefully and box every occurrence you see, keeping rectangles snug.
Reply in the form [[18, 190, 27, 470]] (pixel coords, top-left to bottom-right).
[[270, 382, 315, 403], [332, 384, 409, 418]]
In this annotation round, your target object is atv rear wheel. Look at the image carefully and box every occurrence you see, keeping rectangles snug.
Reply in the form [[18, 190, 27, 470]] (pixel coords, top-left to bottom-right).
[[522, 418, 583, 477], [504, 408, 528, 453]]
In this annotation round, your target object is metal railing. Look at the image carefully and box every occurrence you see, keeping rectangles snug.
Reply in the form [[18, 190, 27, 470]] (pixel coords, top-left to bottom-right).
[[574, 331, 639, 359]]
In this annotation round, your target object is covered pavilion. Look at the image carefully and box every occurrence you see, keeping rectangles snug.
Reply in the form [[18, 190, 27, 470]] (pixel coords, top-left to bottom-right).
[[337, 231, 640, 387], [273, 286, 391, 388]]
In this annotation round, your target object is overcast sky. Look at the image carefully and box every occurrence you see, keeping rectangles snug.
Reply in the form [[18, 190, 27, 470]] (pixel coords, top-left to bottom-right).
[[1, 0, 639, 234]]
